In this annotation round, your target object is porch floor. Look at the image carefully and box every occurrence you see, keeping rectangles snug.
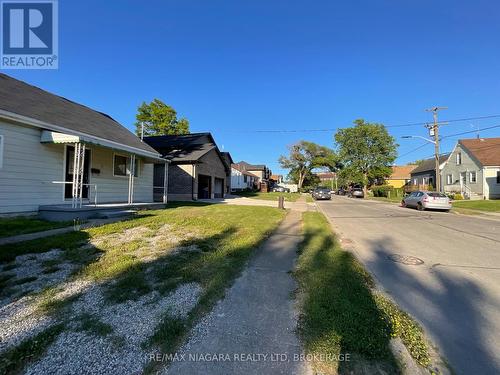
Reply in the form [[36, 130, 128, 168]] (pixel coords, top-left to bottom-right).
[[39, 202, 167, 221]]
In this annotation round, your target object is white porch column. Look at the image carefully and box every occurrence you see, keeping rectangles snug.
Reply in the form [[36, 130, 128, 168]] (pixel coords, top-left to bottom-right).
[[128, 154, 136, 204], [71, 142, 85, 208]]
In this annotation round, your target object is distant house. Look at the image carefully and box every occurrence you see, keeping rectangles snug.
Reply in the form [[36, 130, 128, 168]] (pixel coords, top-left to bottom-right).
[[233, 161, 272, 191], [0, 74, 165, 218], [442, 138, 500, 200], [386, 165, 416, 188], [144, 133, 231, 200], [231, 164, 259, 191], [316, 172, 336, 188], [409, 155, 450, 190], [234, 161, 272, 182], [269, 174, 283, 184]]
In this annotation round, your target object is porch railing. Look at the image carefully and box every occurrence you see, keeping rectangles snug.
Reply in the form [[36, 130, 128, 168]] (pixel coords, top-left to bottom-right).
[[52, 181, 98, 207]]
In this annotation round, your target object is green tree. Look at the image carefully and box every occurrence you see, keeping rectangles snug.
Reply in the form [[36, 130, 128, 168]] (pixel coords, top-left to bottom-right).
[[135, 99, 189, 136], [278, 141, 337, 190], [334, 119, 397, 196]]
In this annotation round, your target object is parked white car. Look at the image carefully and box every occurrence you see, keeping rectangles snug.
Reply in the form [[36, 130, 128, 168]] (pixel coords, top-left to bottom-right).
[[402, 191, 452, 211]]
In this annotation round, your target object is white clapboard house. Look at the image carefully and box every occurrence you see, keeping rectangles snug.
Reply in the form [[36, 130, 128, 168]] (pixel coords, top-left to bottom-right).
[[0, 74, 168, 220]]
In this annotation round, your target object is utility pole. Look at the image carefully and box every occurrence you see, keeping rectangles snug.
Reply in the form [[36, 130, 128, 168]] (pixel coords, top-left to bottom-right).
[[425, 106, 447, 192]]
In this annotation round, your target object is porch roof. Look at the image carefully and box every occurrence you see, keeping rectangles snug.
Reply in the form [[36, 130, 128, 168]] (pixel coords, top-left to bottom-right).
[[41, 130, 166, 162]]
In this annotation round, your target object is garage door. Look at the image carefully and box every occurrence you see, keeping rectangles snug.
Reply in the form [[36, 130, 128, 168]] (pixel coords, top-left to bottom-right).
[[214, 178, 224, 198]]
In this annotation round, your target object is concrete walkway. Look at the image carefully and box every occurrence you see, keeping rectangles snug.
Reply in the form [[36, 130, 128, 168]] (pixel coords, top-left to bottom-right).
[[165, 203, 311, 374]]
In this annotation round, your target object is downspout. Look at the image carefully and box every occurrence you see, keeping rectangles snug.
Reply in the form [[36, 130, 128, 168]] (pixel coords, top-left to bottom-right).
[[192, 164, 196, 200]]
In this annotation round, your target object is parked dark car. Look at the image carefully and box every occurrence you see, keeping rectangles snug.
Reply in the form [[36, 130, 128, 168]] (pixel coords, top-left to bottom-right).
[[348, 187, 364, 198], [337, 188, 347, 196], [312, 187, 331, 200], [272, 186, 290, 193]]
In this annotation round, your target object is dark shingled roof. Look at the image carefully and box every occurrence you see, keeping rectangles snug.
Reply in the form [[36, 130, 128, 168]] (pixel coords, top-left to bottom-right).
[[0, 73, 158, 155], [144, 133, 229, 171], [410, 154, 450, 174], [235, 161, 266, 171]]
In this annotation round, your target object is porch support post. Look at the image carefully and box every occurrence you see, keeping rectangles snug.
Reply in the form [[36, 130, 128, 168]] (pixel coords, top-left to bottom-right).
[[71, 143, 78, 208], [163, 161, 168, 204], [78, 144, 86, 208], [128, 154, 136, 204]]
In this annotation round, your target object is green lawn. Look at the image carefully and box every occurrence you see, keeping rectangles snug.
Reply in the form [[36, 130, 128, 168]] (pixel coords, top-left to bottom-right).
[[234, 191, 301, 202], [294, 212, 430, 374], [452, 199, 500, 212], [0, 216, 73, 239], [0, 204, 285, 374]]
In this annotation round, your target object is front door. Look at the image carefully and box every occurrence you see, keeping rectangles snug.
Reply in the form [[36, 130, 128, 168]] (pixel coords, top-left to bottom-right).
[[65, 146, 91, 199], [459, 172, 466, 192]]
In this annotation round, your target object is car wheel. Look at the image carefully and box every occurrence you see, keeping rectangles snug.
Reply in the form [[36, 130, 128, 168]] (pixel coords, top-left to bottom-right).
[[417, 203, 424, 211]]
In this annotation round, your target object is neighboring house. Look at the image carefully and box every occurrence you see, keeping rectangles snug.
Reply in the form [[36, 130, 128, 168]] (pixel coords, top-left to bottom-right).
[[386, 165, 417, 188], [144, 133, 231, 200], [442, 137, 500, 200], [409, 154, 450, 191], [234, 161, 272, 182], [0, 74, 165, 217], [231, 164, 259, 191]]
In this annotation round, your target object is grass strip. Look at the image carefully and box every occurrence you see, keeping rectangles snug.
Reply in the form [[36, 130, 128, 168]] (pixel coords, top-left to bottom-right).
[[294, 212, 430, 374]]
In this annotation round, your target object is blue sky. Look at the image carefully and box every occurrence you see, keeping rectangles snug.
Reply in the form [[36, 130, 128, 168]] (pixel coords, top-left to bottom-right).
[[5, 0, 500, 176]]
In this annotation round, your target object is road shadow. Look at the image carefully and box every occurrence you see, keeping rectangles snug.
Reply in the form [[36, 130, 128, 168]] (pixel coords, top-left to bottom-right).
[[365, 236, 499, 375]]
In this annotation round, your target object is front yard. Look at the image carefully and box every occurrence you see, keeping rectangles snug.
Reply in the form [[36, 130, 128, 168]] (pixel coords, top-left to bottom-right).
[[233, 191, 301, 202], [452, 199, 500, 213], [0, 204, 285, 374]]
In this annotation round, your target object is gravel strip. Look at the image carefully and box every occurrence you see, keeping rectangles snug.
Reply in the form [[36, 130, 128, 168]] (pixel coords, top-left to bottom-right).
[[25, 283, 202, 375], [0, 295, 54, 353]]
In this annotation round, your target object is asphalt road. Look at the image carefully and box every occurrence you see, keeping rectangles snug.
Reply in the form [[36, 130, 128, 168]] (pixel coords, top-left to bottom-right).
[[316, 196, 500, 375]]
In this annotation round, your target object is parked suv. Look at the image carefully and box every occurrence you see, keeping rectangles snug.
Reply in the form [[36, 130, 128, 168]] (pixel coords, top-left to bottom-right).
[[402, 191, 451, 211]]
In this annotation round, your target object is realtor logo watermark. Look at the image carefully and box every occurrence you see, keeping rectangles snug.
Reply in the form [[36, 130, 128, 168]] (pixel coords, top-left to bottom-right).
[[1, 0, 58, 69]]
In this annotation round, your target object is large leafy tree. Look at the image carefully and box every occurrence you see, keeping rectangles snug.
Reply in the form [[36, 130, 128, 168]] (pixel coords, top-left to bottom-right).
[[279, 141, 337, 189], [334, 119, 397, 195], [135, 99, 189, 136]]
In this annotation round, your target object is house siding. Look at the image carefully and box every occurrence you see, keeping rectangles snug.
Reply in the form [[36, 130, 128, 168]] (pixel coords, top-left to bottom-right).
[[88, 147, 153, 203], [0, 120, 154, 214], [484, 167, 500, 199], [0, 121, 65, 213], [442, 144, 484, 197]]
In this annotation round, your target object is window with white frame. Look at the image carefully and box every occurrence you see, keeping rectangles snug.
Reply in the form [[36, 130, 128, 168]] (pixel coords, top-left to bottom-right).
[[469, 171, 477, 183], [113, 154, 139, 177], [446, 174, 453, 184], [456, 152, 462, 165], [0, 135, 3, 169]]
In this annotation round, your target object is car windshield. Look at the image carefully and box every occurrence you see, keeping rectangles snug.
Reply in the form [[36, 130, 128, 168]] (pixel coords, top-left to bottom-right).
[[427, 192, 447, 198], [315, 188, 330, 192]]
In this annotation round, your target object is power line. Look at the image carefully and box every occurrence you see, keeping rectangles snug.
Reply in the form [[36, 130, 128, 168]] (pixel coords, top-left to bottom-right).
[[217, 114, 500, 134], [441, 124, 500, 139]]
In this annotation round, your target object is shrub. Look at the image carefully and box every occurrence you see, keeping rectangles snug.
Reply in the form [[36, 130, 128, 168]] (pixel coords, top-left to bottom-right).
[[453, 193, 464, 200]]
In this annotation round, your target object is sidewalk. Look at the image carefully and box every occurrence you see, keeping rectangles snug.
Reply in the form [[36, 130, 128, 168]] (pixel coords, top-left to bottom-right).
[[165, 204, 311, 374]]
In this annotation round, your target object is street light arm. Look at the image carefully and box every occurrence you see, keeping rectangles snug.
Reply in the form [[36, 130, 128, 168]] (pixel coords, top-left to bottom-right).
[[401, 135, 436, 145]]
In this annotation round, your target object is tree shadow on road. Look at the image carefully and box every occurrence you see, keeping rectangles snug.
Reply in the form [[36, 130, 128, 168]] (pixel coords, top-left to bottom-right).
[[365, 236, 499, 375]]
